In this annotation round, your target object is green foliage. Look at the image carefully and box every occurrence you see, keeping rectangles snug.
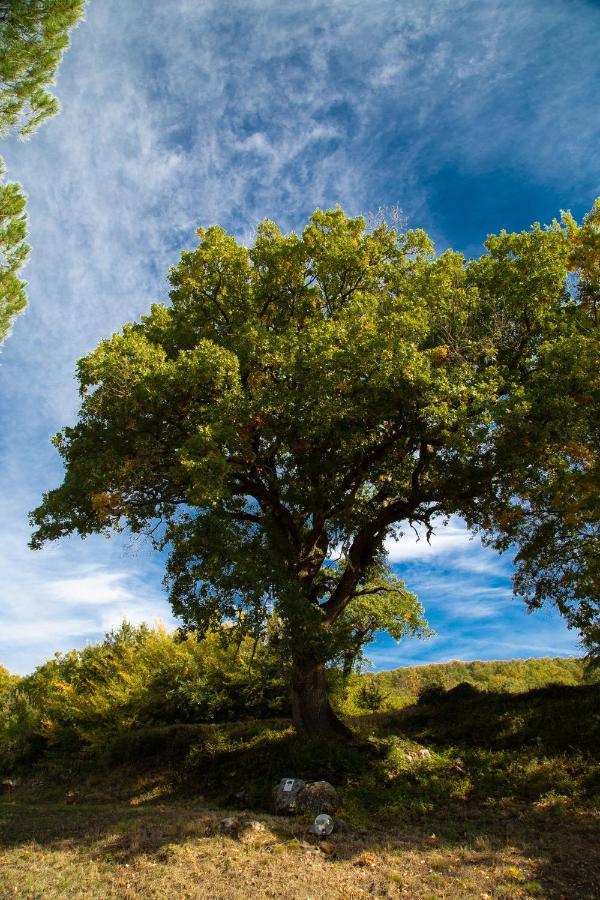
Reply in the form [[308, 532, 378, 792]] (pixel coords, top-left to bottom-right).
[[466, 203, 600, 659], [397, 681, 600, 753], [356, 678, 389, 712], [0, 663, 40, 769], [0, 623, 288, 770], [3, 630, 593, 778], [329, 569, 431, 675], [30, 204, 599, 729], [0, 157, 28, 342], [0, 662, 16, 697], [3, 634, 597, 845], [0, 0, 86, 344], [0, 0, 86, 137], [338, 656, 594, 715], [8, 677, 595, 825], [417, 683, 447, 705], [180, 721, 367, 809], [343, 681, 600, 824]]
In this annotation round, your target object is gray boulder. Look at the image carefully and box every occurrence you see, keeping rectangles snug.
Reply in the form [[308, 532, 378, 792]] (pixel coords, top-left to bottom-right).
[[297, 780, 339, 813], [273, 778, 339, 815], [273, 778, 306, 814]]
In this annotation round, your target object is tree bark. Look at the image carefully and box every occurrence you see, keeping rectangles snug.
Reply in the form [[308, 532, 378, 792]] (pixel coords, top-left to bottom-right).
[[291, 653, 353, 740]]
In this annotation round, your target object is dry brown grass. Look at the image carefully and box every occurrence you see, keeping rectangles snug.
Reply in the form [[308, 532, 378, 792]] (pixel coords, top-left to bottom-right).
[[1, 797, 598, 899], [2, 683, 599, 899]]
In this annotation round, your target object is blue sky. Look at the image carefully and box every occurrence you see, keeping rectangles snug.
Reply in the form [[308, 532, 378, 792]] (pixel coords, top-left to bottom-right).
[[1, 0, 599, 674]]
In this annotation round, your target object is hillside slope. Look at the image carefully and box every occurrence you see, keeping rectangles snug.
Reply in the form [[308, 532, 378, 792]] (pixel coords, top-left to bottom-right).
[[342, 655, 592, 713]]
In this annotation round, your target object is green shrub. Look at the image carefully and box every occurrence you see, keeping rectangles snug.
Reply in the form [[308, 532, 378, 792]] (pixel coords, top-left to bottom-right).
[[0, 623, 289, 769], [340, 656, 594, 714], [1, 626, 594, 781], [357, 679, 389, 711]]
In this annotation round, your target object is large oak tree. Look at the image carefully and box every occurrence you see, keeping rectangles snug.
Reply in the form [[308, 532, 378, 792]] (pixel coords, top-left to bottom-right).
[[31, 205, 600, 737]]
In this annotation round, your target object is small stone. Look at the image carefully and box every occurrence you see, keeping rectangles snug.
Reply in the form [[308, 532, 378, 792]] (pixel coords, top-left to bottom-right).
[[319, 841, 335, 855], [220, 816, 240, 833]]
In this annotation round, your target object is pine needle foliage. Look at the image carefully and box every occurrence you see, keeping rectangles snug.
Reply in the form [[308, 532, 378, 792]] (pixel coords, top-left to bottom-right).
[[0, 0, 86, 137], [0, 157, 28, 342], [0, 0, 86, 344]]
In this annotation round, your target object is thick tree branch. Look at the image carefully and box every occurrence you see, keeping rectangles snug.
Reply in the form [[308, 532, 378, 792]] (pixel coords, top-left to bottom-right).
[[240, 474, 301, 555], [322, 496, 416, 624]]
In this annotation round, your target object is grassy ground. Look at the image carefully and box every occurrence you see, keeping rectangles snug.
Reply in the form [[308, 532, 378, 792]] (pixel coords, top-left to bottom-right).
[[1, 682, 599, 898], [1, 798, 598, 899]]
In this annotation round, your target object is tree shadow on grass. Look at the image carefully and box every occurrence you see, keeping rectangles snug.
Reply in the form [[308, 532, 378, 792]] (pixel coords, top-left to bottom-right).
[[0, 683, 598, 897], [372, 681, 600, 754]]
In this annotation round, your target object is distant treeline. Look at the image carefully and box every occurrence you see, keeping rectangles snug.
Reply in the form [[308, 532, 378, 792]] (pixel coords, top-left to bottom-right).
[[0, 623, 595, 771], [343, 656, 592, 713]]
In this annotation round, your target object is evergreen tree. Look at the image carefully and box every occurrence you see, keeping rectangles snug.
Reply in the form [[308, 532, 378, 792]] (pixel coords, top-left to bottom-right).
[[0, 0, 86, 344], [0, 158, 28, 342]]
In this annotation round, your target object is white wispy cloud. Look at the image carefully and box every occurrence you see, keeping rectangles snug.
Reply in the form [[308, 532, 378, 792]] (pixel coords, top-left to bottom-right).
[[0, 507, 174, 674]]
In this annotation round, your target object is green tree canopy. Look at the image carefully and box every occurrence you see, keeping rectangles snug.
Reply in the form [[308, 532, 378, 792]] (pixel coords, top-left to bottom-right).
[[31, 204, 600, 737], [328, 567, 431, 678], [0, 157, 28, 342], [0, 0, 86, 344], [474, 200, 600, 667], [0, 0, 86, 137]]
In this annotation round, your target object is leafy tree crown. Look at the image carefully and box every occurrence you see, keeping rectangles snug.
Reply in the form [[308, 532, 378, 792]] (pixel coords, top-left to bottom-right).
[[30, 206, 599, 656]]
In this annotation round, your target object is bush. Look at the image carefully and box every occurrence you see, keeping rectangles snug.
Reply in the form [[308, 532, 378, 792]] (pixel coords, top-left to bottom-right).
[[0, 623, 289, 769], [338, 656, 594, 714], [1, 626, 594, 776], [357, 679, 389, 711]]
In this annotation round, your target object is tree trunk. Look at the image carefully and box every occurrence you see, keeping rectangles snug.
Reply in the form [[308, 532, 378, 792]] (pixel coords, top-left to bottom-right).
[[291, 653, 353, 740]]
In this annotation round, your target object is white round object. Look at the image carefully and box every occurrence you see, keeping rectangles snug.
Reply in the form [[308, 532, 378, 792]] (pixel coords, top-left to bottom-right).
[[313, 813, 334, 835]]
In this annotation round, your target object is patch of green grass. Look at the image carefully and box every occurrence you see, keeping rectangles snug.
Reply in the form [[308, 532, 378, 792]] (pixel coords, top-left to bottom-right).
[[369, 682, 600, 752], [73, 682, 596, 830], [9, 686, 596, 840], [523, 881, 544, 896]]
